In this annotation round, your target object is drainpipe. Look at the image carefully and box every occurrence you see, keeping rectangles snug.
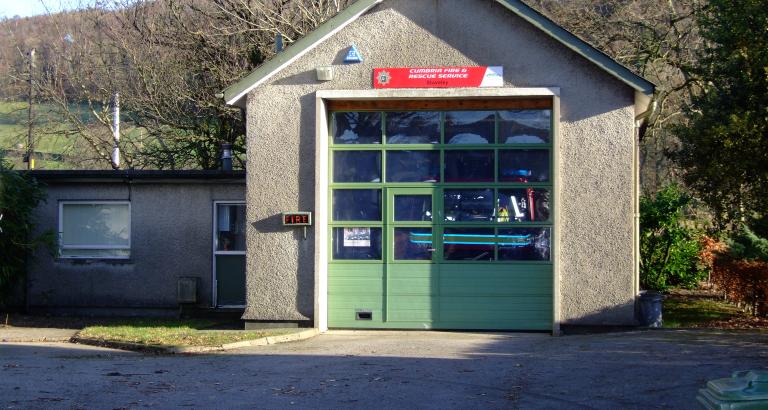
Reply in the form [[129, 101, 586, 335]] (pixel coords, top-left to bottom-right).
[[634, 97, 657, 319]]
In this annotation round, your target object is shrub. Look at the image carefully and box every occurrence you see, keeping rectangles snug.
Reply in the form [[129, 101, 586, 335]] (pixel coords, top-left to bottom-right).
[[701, 228, 768, 317], [640, 184, 706, 291], [0, 155, 50, 307]]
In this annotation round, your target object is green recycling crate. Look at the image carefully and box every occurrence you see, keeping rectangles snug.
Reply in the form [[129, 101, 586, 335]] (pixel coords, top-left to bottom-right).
[[698, 370, 768, 410]]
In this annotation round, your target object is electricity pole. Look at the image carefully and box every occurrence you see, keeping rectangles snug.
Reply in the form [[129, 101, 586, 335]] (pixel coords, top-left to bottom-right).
[[25, 49, 35, 170]]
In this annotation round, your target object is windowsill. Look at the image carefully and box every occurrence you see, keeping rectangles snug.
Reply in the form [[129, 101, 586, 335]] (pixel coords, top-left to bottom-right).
[[55, 257, 134, 265]]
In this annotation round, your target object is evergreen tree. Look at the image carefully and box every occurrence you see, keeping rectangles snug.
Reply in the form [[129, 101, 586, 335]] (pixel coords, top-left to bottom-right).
[[0, 155, 51, 306], [673, 0, 768, 234]]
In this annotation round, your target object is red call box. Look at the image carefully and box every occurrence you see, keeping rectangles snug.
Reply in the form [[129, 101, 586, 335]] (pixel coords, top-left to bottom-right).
[[282, 212, 312, 226]]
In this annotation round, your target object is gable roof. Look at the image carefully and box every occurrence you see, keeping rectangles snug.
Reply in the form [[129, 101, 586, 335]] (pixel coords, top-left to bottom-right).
[[223, 0, 655, 107]]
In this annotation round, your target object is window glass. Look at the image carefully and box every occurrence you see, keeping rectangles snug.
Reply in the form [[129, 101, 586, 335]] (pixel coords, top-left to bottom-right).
[[444, 150, 494, 182], [498, 228, 550, 261], [386, 112, 440, 144], [386, 150, 440, 182], [216, 204, 246, 251], [333, 151, 382, 183], [498, 110, 551, 144], [333, 189, 381, 221], [394, 195, 432, 221], [445, 111, 494, 144], [60, 203, 130, 258], [333, 112, 382, 144], [444, 189, 494, 222], [443, 228, 495, 261], [497, 188, 551, 222], [498, 149, 550, 183], [332, 227, 382, 260], [394, 228, 433, 260]]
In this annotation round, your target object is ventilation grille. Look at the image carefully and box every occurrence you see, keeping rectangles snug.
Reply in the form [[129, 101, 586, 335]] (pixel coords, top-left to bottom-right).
[[177, 277, 198, 304], [355, 310, 372, 320]]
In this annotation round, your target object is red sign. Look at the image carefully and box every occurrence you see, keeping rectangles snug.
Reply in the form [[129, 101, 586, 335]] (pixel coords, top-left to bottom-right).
[[283, 212, 312, 226], [373, 66, 503, 89]]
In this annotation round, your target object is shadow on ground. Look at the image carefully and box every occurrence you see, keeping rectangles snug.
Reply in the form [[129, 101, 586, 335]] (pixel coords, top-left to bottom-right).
[[1, 329, 767, 409], [0, 314, 242, 330]]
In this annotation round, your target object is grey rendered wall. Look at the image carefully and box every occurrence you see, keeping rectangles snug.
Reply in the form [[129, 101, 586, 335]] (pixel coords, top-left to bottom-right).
[[27, 181, 244, 314], [245, 0, 637, 325]]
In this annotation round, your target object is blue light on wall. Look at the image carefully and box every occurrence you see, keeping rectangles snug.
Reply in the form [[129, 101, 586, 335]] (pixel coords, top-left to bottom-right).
[[344, 44, 364, 63]]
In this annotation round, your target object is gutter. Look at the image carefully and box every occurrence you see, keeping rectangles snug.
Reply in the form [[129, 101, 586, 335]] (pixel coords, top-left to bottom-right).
[[27, 170, 246, 183]]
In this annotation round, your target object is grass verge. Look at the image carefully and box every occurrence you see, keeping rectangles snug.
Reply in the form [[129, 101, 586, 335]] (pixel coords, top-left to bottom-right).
[[663, 293, 744, 328], [76, 318, 295, 347]]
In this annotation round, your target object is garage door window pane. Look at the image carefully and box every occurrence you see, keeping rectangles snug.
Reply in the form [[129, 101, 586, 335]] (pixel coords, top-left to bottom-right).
[[333, 112, 382, 144], [445, 111, 494, 144], [387, 150, 440, 182], [497, 188, 551, 222], [333, 189, 382, 221], [498, 110, 551, 144], [394, 195, 432, 221], [386, 112, 440, 144], [334, 151, 381, 183], [444, 189, 494, 222], [443, 228, 495, 261], [445, 150, 494, 182], [498, 228, 550, 261], [498, 149, 549, 183], [333, 228, 382, 260], [394, 228, 433, 260]]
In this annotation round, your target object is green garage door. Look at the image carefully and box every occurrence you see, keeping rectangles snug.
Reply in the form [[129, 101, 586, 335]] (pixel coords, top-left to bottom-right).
[[327, 105, 553, 330]]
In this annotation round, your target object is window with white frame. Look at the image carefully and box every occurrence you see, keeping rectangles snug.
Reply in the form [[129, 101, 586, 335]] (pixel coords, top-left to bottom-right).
[[59, 202, 131, 258]]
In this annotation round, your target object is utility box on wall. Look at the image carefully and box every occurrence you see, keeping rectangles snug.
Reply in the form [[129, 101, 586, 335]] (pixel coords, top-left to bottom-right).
[[177, 277, 198, 304]]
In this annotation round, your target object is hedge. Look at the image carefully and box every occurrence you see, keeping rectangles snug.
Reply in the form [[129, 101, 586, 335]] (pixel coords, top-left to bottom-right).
[[701, 236, 768, 317]]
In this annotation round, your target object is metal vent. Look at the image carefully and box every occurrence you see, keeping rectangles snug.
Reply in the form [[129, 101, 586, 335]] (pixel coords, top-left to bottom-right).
[[355, 310, 372, 320], [177, 277, 198, 304]]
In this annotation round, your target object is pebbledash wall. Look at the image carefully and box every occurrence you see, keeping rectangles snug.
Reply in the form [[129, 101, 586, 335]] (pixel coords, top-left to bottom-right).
[[26, 171, 245, 316], [232, 0, 654, 330]]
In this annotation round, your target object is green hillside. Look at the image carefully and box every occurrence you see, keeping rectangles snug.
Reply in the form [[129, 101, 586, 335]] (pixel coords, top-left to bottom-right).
[[0, 101, 79, 168], [0, 101, 146, 170]]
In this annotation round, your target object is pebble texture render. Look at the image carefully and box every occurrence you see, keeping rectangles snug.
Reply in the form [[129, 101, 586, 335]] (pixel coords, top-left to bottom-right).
[[244, 0, 637, 325], [29, 181, 245, 314]]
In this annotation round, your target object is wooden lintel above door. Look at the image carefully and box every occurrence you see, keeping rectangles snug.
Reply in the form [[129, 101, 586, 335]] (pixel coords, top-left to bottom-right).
[[326, 97, 552, 112]]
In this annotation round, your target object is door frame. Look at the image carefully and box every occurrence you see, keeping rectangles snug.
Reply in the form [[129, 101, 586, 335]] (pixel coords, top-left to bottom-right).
[[212, 200, 247, 308], [386, 187, 440, 264], [315, 87, 561, 333]]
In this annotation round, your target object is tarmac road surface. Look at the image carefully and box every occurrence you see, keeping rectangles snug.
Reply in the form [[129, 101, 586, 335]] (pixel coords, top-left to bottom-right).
[[1, 329, 766, 409]]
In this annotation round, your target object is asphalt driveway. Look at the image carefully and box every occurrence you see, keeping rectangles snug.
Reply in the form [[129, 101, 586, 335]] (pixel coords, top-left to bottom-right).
[[1, 329, 766, 409]]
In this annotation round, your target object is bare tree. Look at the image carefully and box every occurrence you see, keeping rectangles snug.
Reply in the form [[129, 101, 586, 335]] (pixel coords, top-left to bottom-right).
[[4, 0, 704, 176], [1, 9, 124, 168], [530, 0, 706, 194], [2, 0, 351, 169]]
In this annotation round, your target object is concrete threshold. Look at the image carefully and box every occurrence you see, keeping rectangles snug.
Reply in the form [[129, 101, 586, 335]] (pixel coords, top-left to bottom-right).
[[323, 329, 528, 338]]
